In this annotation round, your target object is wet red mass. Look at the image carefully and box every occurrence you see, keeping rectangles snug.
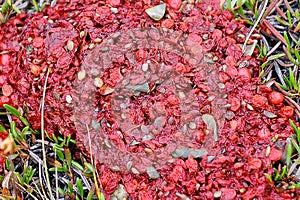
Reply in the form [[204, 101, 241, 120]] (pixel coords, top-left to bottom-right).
[[0, 0, 299, 199]]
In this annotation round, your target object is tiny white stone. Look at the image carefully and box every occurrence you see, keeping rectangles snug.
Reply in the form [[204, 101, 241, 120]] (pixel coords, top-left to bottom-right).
[[78, 70, 86, 80], [111, 7, 118, 13], [66, 95, 72, 103], [142, 63, 149, 71], [94, 77, 104, 88]]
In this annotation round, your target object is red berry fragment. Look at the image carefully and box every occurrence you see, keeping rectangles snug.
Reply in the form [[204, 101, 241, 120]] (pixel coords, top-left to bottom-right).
[[108, 0, 121, 7], [268, 91, 284, 105], [0, 54, 10, 66], [225, 55, 237, 67], [280, 106, 294, 118], [268, 148, 282, 161], [0, 96, 10, 106], [229, 97, 241, 112], [220, 188, 236, 200], [257, 128, 271, 139], [238, 67, 251, 82], [252, 95, 267, 108], [167, 0, 182, 10], [30, 64, 41, 76], [2, 84, 13, 96], [248, 158, 262, 170], [161, 19, 174, 28], [32, 37, 44, 48]]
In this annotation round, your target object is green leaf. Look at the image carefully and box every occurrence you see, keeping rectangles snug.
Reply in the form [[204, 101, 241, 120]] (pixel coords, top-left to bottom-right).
[[284, 31, 291, 49], [273, 168, 280, 181], [289, 120, 300, 143], [277, 82, 288, 91], [291, 139, 300, 155], [226, 0, 232, 10], [71, 161, 84, 171], [4, 104, 21, 118], [100, 192, 105, 200], [5, 159, 12, 171], [288, 182, 300, 189], [76, 177, 84, 197], [66, 135, 72, 147], [49, 167, 67, 172], [19, 116, 30, 126], [64, 147, 72, 166], [236, 0, 246, 7], [84, 162, 95, 173], [261, 61, 268, 70], [67, 180, 74, 194], [1, 3, 9, 14], [0, 124, 6, 133], [267, 53, 285, 61], [286, 143, 293, 166], [10, 122, 19, 140], [44, 131, 53, 142], [264, 173, 272, 182], [294, 49, 300, 67], [87, 189, 95, 200], [236, 6, 245, 17], [28, 167, 36, 183], [58, 187, 65, 195], [14, 172, 24, 185], [287, 10, 292, 28], [274, 16, 290, 26], [288, 68, 296, 90], [262, 44, 267, 57], [53, 148, 64, 161], [279, 165, 287, 180]]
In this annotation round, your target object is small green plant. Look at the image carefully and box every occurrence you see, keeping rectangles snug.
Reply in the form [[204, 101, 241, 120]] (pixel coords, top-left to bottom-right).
[[0, 104, 105, 199], [278, 68, 300, 96], [283, 31, 300, 66], [265, 120, 300, 188]]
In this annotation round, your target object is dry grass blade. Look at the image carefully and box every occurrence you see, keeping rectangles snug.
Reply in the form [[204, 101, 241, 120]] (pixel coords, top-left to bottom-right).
[[54, 151, 59, 200], [262, 0, 280, 19], [274, 61, 287, 86], [261, 19, 288, 46], [283, 0, 294, 14], [38, 147, 48, 200], [40, 69, 54, 200], [85, 124, 103, 200], [242, 0, 268, 53], [15, 182, 39, 200], [276, 7, 288, 20], [266, 41, 282, 57]]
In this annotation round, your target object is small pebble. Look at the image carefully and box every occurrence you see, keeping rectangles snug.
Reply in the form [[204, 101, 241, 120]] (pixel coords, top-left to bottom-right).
[[66, 95, 72, 103], [188, 122, 197, 129], [214, 191, 222, 198], [147, 166, 160, 179], [142, 63, 149, 71], [178, 91, 186, 99], [110, 7, 118, 13], [94, 77, 104, 88], [78, 70, 86, 80], [67, 40, 74, 51]]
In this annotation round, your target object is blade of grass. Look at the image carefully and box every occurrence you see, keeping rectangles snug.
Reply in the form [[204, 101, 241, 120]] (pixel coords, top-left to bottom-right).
[[40, 68, 55, 200], [242, 0, 268, 53], [286, 143, 292, 166], [85, 124, 103, 200]]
